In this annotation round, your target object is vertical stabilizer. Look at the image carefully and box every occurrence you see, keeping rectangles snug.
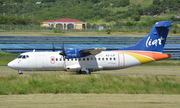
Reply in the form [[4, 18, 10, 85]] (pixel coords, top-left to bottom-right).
[[122, 21, 171, 52]]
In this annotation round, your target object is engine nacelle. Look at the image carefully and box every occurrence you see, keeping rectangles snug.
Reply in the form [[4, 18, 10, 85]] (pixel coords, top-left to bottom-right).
[[66, 64, 81, 72], [65, 48, 85, 59], [60, 48, 92, 59]]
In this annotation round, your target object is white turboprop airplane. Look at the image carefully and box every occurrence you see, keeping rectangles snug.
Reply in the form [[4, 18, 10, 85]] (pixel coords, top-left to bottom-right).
[[8, 21, 171, 75]]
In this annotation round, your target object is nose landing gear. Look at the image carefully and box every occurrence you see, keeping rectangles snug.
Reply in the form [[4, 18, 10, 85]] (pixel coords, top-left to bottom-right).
[[18, 70, 24, 75]]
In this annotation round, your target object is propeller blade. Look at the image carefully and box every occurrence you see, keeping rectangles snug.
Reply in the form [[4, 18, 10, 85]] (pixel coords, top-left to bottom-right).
[[52, 43, 55, 52], [59, 42, 66, 70], [60, 42, 66, 57]]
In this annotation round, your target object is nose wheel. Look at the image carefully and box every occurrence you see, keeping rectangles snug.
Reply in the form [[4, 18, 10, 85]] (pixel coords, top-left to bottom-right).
[[18, 70, 24, 75]]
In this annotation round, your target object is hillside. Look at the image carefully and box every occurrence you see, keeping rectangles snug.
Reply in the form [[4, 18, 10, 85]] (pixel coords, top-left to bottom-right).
[[0, 0, 180, 26]]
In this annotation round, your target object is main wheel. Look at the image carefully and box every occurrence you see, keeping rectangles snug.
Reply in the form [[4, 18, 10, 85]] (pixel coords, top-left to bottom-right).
[[77, 70, 82, 74]]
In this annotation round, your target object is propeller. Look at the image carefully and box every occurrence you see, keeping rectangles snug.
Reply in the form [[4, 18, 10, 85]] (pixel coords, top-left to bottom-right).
[[59, 43, 66, 57], [52, 43, 55, 52], [59, 43, 66, 70]]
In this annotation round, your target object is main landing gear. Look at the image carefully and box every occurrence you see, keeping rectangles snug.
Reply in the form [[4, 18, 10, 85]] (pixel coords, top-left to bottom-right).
[[78, 68, 91, 75], [77, 70, 91, 75]]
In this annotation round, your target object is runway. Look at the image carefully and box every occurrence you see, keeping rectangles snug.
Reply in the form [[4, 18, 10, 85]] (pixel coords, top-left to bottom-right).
[[1, 66, 180, 76]]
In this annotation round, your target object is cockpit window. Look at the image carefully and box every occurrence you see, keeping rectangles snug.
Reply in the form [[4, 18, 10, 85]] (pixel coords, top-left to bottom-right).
[[17, 55, 29, 59], [22, 55, 26, 59], [17, 55, 23, 58]]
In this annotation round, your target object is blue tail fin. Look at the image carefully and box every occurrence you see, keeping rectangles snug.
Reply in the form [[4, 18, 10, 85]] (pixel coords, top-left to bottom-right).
[[122, 21, 171, 52]]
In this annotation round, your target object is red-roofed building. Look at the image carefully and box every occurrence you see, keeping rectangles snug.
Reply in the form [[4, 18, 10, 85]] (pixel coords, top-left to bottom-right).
[[41, 18, 86, 30]]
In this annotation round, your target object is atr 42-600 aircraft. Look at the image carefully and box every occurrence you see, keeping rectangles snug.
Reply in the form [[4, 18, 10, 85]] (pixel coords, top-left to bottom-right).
[[8, 21, 171, 75]]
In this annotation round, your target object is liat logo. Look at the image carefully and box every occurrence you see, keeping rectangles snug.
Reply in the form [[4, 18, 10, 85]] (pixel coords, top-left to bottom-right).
[[146, 36, 164, 47]]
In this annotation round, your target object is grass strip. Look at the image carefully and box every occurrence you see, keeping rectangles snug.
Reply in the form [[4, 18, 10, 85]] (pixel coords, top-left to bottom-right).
[[142, 60, 180, 66], [1, 94, 180, 108], [0, 75, 180, 95], [0, 51, 18, 66]]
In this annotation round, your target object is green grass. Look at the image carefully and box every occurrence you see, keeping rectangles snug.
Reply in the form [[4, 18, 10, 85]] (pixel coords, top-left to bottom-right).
[[130, 0, 153, 7], [108, 0, 154, 12], [1, 94, 180, 108], [140, 16, 153, 22], [0, 51, 18, 66], [157, 11, 177, 20], [142, 60, 180, 66], [0, 75, 180, 95]]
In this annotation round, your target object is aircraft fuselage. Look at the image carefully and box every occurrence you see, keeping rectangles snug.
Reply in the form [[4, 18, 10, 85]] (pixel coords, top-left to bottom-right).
[[8, 51, 170, 73]]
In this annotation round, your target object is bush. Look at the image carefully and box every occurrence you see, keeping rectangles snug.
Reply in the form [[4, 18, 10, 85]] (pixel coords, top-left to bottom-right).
[[124, 21, 137, 26], [53, 28, 63, 33], [106, 28, 111, 34], [131, 14, 141, 21], [173, 29, 177, 34], [0, 16, 35, 25]]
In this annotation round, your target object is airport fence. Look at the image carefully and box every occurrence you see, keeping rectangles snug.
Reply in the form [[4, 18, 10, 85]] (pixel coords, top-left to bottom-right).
[[0, 24, 180, 33], [0, 25, 53, 32]]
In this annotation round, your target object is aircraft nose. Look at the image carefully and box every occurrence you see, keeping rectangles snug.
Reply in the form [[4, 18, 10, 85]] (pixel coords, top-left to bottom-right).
[[8, 61, 14, 68]]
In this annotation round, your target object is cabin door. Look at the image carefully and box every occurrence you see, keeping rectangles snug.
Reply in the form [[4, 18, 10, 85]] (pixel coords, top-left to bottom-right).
[[118, 53, 125, 67]]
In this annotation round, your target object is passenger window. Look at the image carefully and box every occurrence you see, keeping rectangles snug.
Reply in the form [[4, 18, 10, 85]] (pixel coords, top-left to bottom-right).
[[79, 58, 81, 61], [106, 58, 108, 60], [110, 58, 112, 60], [60, 58, 62, 61], [71, 58, 73, 61], [83, 58, 85, 61], [91, 58, 93, 60], [102, 58, 104, 61], [98, 58, 100, 61], [26, 55, 29, 58], [114, 58, 116, 60], [87, 58, 89, 61], [52, 58, 54, 61], [95, 58, 96, 60], [56, 58, 58, 61], [75, 58, 77, 61]]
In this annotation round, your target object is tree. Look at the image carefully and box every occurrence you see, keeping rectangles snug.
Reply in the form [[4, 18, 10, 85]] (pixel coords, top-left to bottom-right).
[[0, 0, 2, 3], [43, 0, 56, 3], [112, 0, 130, 7], [131, 14, 140, 21], [91, 0, 100, 4], [153, 0, 161, 5], [124, 21, 137, 26]]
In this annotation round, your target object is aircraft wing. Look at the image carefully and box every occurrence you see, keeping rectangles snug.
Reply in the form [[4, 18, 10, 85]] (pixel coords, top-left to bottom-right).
[[79, 48, 106, 56]]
